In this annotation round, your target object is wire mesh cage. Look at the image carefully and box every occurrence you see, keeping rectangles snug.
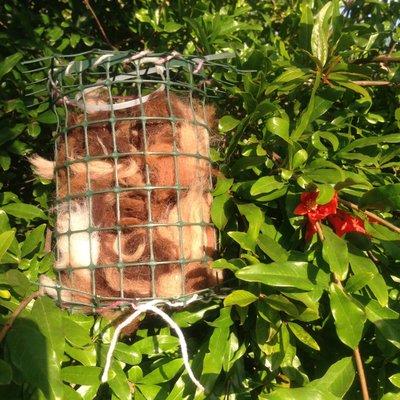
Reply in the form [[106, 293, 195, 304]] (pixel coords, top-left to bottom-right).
[[25, 50, 234, 311]]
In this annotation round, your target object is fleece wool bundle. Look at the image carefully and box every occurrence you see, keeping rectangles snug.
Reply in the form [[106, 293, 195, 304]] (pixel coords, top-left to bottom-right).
[[32, 91, 221, 306]]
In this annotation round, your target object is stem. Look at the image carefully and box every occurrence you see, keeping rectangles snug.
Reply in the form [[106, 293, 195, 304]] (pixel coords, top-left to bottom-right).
[[83, 0, 116, 49], [314, 222, 370, 400], [351, 80, 398, 87], [354, 346, 370, 400], [0, 291, 40, 343], [340, 199, 400, 235]]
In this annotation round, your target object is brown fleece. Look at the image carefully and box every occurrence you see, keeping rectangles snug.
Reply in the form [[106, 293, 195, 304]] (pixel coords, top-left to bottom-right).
[[34, 91, 222, 306]]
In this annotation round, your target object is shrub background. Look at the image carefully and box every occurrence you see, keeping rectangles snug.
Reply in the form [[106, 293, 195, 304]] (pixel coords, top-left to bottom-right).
[[1, 0, 400, 399]]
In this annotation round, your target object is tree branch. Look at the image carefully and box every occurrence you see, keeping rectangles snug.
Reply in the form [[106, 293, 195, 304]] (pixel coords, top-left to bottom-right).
[[0, 291, 40, 343], [351, 80, 396, 87], [83, 0, 117, 50]]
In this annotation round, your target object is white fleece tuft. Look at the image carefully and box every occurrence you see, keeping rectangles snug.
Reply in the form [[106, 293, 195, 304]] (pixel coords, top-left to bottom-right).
[[28, 155, 55, 180]]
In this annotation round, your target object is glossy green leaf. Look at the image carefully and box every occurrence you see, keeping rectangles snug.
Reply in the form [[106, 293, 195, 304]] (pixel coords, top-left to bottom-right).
[[365, 300, 400, 349], [311, 2, 332, 67], [218, 115, 240, 133], [266, 117, 290, 142], [349, 248, 388, 306], [345, 272, 374, 293], [288, 322, 319, 350], [265, 387, 340, 400], [139, 359, 183, 385], [21, 223, 46, 257], [308, 357, 355, 397], [0, 52, 22, 80], [224, 289, 258, 307], [359, 184, 400, 211], [0, 229, 15, 261], [61, 366, 103, 386], [2, 203, 46, 221], [257, 234, 289, 262], [211, 193, 232, 230], [322, 226, 348, 280], [250, 176, 285, 196], [236, 262, 314, 290], [329, 283, 366, 349]]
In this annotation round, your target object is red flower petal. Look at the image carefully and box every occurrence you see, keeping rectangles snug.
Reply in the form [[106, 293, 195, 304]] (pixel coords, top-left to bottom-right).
[[327, 210, 366, 237], [305, 221, 318, 241]]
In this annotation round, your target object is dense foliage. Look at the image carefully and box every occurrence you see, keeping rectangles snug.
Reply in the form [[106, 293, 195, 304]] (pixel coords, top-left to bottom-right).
[[1, 0, 400, 398]]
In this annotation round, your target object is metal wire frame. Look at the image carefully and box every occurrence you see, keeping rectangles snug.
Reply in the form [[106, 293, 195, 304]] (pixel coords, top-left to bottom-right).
[[24, 50, 235, 311]]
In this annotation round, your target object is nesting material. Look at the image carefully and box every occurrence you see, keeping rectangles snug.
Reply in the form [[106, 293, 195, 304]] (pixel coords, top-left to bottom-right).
[[32, 91, 221, 306]]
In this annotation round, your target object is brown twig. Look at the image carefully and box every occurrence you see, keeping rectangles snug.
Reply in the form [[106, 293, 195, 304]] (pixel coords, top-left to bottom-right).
[[351, 80, 400, 87], [340, 199, 400, 235], [0, 291, 40, 343], [315, 221, 370, 400], [82, 0, 116, 49], [351, 55, 400, 64], [351, 80, 396, 87], [354, 346, 370, 400]]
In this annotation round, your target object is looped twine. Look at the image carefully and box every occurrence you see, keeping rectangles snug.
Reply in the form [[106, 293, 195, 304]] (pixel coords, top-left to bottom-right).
[[101, 295, 204, 392]]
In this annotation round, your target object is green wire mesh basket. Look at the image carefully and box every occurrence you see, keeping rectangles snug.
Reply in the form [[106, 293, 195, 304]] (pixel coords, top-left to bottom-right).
[[25, 50, 234, 311]]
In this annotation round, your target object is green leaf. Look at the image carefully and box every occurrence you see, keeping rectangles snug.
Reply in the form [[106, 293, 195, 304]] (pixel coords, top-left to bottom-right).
[[0, 123, 25, 146], [329, 283, 366, 349], [163, 21, 182, 32], [322, 226, 349, 280], [0, 359, 12, 385], [308, 357, 355, 397], [274, 67, 307, 83], [266, 117, 291, 143], [349, 248, 388, 306], [257, 234, 289, 262], [6, 304, 64, 400], [218, 115, 240, 133], [250, 176, 285, 196], [264, 387, 340, 400], [21, 223, 46, 257], [31, 297, 65, 365], [228, 231, 256, 252], [288, 322, 320, 350], [3, 269, 30, 296], [345, 272, 374, 293], [2, 203, 46, 221], [236, 262, 314, 290], [131, 335, 179, 355], [112, 342, 142, 365], [63, 316, 92, 348], [108, 363, 131, 400], [364, 300, 400, 349], [139, 359, 183, 385], [237, 203, 264, 240], [37, 110, 58, 124], [359, 184, 400, 211], [224, 289, 258, 307], [172, 303, 219, 328], [61, 366, 103, 386], [211, 193, 232, 230], [389, 373, 400, 388], [0, 229, 15, 261], [0, 52, 22, 80], [311, 2, 333, 67]]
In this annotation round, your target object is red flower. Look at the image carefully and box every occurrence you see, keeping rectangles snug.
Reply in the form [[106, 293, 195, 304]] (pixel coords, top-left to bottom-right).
[[327, 209, 366, 237], [294, 191, 338, 223], [305, 221, 318, 241]]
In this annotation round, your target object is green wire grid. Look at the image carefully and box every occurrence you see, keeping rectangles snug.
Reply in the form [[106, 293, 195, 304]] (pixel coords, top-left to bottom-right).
[[24, 50, 236, 311]]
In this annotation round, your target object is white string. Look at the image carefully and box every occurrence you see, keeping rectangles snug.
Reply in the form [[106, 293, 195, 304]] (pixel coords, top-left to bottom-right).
[[101, 297, 204, 392]]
